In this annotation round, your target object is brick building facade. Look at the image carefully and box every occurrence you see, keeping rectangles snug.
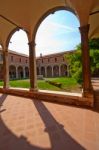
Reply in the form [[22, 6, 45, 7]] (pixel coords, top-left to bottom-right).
[[0, 49, 72, 80]]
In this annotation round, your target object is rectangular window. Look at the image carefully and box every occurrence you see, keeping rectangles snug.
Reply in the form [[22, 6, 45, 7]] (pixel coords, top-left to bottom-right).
[[11, 56, 13, 62], [19, 58, 21, 62], [55, 57, 57, 62], [26, 59, 27, 63]]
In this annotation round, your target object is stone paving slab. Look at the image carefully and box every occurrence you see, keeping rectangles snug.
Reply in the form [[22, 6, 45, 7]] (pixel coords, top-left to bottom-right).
[[0, 94, 99, 150]]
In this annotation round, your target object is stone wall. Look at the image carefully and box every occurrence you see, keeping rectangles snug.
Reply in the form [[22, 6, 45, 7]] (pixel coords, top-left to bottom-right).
[[0, 49, 73, 79]]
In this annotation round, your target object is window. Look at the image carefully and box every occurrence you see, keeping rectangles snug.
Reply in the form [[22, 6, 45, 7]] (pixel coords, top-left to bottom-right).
[[26, 59, 27, 63], [11, 56, 13, 62], [42, 59, 43, 63], [48, 58, 50, 62], [55, 57, 57, 62], [19, 58, 21, 62]]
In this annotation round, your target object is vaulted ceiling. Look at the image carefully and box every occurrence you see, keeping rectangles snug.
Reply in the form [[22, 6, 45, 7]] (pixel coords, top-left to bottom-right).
[[0, 0, 99, 47]]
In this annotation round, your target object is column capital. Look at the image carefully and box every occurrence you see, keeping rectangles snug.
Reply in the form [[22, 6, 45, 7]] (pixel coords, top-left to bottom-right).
[[79, 24, 90, 34], [28, 41, 36, 47], [3, 50, 8, 55]]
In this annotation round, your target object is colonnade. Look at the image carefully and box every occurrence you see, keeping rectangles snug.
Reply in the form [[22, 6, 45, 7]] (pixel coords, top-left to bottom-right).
[[9, 65, 29, 79], [37, 64, 70, 77], [2, 24, 94, 99]]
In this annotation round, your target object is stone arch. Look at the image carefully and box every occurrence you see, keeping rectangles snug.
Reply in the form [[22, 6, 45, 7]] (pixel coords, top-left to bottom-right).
[[6, 27, 28, 49], [60, 64, 67, 76], [33, 7, 80, 79], [47, 66, 52, 77], [17, 66, 23, 79], [25, 66, 29, 78], [33, 6, 78, 41], [9, 65, 16, 79], [53, 65, 59, 77], [41, 66, 45, 77], [6, 27, 20, 49]]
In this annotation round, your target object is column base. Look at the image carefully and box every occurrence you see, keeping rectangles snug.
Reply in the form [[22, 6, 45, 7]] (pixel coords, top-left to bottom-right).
[[30, 87, 38, 92], [82, 89, 94, 107], [82, 87, 94, 98], [3, 84, 10, 89]]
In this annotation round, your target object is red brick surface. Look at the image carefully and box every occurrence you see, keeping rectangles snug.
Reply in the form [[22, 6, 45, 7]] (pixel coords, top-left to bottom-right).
[[0, 94, 99, 150]]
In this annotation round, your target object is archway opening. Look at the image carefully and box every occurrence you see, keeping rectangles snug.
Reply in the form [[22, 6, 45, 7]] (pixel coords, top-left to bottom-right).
[[25, 67, 29, 78], [7, 29, 30, 88], [9, 65, 16, 79], [41, 67, 45, 77], [53, 65, 59, 77], [60, 64, 67, 76], [47, 66, 52, 77], [17, 66, 23, 79], [35, 9, 82, 93]]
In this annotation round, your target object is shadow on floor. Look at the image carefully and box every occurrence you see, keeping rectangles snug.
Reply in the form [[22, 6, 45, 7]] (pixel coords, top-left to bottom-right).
[[0, 94, 86, 150], [33, 100, 85, 150]]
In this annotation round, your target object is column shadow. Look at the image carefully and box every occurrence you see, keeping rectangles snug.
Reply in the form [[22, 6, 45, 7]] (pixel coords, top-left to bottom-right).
[[33, 100, 85, 150], [0, 94, 85, 150]]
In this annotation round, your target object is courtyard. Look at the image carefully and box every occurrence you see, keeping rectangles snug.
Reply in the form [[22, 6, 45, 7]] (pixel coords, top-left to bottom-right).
[[0, 77, 81, 93], [0, 0, 99, 150]]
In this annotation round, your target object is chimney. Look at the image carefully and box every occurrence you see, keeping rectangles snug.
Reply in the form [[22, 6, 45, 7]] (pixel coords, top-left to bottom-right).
[[40, 53, 42, 57]]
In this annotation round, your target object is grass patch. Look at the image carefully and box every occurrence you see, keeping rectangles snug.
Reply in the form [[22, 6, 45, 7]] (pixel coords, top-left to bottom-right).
[[0, 77, 82, 92], [37, 80, 60, 91], [0, 79, 30, 88], [45, 77, 81, 92]]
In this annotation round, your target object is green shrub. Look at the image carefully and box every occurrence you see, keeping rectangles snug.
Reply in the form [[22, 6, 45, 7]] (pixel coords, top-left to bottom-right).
[[73, 68, 82, 84], [46, 80, 62, 88]]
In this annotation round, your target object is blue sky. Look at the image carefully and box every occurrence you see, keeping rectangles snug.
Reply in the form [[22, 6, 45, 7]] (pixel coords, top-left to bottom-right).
[[9, 10, 81, 56]]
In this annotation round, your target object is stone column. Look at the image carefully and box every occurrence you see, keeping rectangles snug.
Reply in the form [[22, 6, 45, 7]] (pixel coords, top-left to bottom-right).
[[52, 66, 53, 77], [16, 66, 18, 79], [39, 67, 41, 75], [67, 65, 70, 77], [59, 65, 61, 77], [28, 41, 37, 91], [45, 66, 47, 77], [3, 50, 9, 88], [23, 67, 26, 78], [79, 24, 93, 97]]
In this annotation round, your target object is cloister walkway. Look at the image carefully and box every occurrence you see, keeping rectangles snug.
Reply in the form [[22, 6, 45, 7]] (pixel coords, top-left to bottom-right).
[[0, 93, 99, 150]]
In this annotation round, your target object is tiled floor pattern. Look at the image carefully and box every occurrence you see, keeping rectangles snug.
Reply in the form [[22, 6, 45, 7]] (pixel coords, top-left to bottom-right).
[[0, 94, 99, 150]]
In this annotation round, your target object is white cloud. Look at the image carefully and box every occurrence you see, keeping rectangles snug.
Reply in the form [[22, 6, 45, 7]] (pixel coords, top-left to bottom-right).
[[35, 19, 80, 56], [36, 20, 78, 42], [49, 22, 78, 32]]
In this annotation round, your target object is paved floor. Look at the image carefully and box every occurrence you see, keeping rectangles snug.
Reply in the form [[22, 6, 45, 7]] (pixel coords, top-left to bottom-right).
[[0, 94, 99, 150]]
